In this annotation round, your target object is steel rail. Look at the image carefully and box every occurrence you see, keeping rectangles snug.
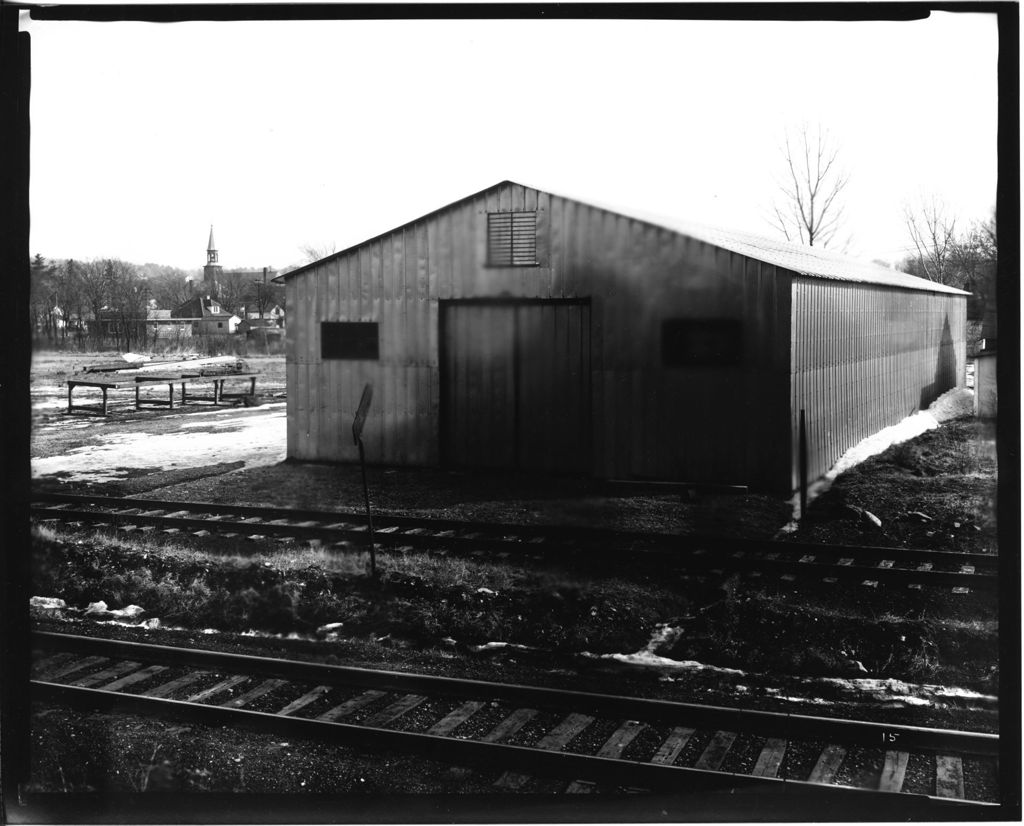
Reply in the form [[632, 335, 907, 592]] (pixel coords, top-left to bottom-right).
[[30, 491, 997, 568], [30, 679, 994, 807], [30, 502, 998, 591], [32, 632, 1000, 757]]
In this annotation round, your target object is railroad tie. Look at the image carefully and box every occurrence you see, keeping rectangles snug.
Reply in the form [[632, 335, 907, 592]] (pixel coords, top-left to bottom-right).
[[69, 661, 144, 688], [40, 655, 110, 682], [364, 694, 428, 727], [650, 726, 696, 765], [276, 685, 332, 717], [693, 730, 738, 771], [186, 674, 250, 703], [877, 750, 910, 793], [480, 708, 538, 743], [565, 719, 646, 793], [100, 664, 169, 692], [751, 738, 788, 778], [494, 713, 595, 790], [426, 700, 487, 737], [220, 678, 289, 709], [807, 745, 847, 785], [139, 671, 210, 699], [31, 653, 77, 680], [318, 690, 388, 722], [935, 755, 966, 799]]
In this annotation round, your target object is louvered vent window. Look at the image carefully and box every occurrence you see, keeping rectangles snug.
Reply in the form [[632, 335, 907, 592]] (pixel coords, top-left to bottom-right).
[[487, 211, 538, 266]]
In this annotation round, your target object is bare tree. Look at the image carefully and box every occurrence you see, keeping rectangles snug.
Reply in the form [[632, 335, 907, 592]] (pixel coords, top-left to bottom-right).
[[904, 196, 958, 284], [105, 259, 149, 351], [950, 213, 998, 337], [78, 260, 112, 345], [29, 254, 58, 343], [299, 242, 337, 264], [146, 268, 196, 311], [770, 125, 850, 248], [213, 270, 252, 316]]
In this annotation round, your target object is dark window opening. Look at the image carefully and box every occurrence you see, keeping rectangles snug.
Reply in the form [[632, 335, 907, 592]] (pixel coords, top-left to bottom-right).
[[661, 319, 743, 366], [488, 211, 537, 266], [322, 321, 380, 360], [217, 322, 223, 328]]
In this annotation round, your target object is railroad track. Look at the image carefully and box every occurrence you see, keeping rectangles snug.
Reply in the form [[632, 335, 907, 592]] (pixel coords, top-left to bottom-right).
[[30, 631, 999, 804], [31, 492, 997, 591]]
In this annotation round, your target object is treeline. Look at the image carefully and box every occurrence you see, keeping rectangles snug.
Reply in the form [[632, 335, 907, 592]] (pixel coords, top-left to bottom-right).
[[29, 255, 285, 349], [899, 209, 998, 337]]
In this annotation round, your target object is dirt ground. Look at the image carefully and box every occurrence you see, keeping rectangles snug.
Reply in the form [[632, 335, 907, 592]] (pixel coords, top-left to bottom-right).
[[23, 349, 1004, 798]]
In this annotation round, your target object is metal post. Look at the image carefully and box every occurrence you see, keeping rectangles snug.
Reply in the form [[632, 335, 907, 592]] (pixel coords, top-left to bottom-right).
[[352, 383, 376, 580], [357, 437, 377, 579], [798, 409, 808, 520]]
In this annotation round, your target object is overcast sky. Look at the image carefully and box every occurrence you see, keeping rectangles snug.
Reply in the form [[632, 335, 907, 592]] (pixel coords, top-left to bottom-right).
[[24, 11, 998, 273]]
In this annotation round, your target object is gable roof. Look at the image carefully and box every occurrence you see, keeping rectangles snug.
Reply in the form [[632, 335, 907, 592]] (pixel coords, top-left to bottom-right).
[[277, 180, 968, 296], [171, 295, 236, 319]]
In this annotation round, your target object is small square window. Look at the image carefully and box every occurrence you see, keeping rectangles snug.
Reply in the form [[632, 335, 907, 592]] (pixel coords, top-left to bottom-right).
[[322, 321, 380, 360], [662, 319, 743, 366], [217, 322, 223, 329], [488, 211, 537, 266]]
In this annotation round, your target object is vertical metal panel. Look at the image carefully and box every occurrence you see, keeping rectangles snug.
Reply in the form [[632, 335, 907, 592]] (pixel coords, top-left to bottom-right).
[[790, 276, 967, 485], [323, 259, 341, 460]]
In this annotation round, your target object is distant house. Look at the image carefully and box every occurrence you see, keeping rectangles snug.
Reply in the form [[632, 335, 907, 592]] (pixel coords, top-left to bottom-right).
[[171, 295, 241, 335], [237, 317, 282, 336], [146, 309, 195, 341], [245, 305, 285, 326], [95, 307, 194, 342]]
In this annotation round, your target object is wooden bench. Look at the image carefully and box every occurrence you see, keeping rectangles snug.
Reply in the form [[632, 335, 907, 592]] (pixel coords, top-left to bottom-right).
[[66, 372, 259, 416]]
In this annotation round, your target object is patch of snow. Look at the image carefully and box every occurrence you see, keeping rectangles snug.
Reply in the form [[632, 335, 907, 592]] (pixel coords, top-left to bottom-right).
[[121, 352, 151, 364], [581, 622, 748, 675], [584, 649, 748, 675], [83, 601, 147, 619], [789, 387, 976, 517], [591, 624, 997, 710], [32, 404, 287, 484], [30, 596, 67, 610], [97, 617, 161, 630], [470, 641, 539, 653]]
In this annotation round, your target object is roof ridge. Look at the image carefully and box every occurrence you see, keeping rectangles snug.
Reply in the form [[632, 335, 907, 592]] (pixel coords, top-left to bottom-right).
[[279, 180, 969, 296]]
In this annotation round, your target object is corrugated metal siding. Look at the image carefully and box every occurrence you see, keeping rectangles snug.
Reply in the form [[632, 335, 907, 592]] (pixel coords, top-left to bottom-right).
[[790, 277, 967, 487], [286, 182, 793, 488], [287, 182, 961, 492]]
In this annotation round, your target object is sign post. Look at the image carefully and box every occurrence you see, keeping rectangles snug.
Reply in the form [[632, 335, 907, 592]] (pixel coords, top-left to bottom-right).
[[352, 383, 377, 579]]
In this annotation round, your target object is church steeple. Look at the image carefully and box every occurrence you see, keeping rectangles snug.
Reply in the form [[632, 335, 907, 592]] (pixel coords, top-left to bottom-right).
[[207, 225, 218, 265], [202, 224, 223, 297]]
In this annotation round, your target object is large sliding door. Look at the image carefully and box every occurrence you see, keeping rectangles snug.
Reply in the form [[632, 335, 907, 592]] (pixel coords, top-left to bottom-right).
[[441, 301, 591, 472]]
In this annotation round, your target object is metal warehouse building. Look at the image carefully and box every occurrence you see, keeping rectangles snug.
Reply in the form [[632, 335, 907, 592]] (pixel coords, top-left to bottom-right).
[[278, 181, 967, 495]]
